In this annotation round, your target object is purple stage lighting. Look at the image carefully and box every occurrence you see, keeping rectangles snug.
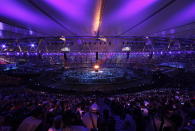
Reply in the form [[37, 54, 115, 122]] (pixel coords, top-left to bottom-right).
[[30, 44, 35, 47], [44, 0, 87, 20], [0, 1, 44, 24], [165, 2, 195, 28], [110, 0, 157, 21], [1, 44, 6, 48]]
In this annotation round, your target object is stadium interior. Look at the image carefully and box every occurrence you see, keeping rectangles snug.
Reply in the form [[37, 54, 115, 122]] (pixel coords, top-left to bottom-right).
[[0, 0, 195, 131]]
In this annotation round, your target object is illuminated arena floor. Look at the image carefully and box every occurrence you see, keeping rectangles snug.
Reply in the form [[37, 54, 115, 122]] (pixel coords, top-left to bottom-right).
[[62, 68, 136, 84], [35, 67, 153, 92]]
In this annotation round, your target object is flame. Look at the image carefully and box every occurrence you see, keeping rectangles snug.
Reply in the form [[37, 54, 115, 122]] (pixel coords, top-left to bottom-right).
[[94, 64, 100, 70]]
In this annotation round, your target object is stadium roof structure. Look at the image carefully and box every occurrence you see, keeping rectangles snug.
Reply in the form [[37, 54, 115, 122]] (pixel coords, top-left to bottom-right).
[[0, 0, 194, 39]]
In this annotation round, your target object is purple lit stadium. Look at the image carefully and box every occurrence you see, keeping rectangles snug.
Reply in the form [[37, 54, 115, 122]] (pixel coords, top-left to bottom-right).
[[0, 0, 195, 131]]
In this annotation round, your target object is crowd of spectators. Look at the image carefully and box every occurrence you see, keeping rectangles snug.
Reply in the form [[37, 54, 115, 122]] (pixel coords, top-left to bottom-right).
[[0, 87, 194, 131], [106, 89, 195, 131]]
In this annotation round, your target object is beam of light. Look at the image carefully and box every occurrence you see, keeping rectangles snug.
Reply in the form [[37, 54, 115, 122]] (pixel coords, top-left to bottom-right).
[[96, 53, 115, 66], [18, 45, 22, 52], [44, 0, 87, 20], [92, 0, 103, 35], [0, 1, 45, 25], [109, 0, 157, 22]]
